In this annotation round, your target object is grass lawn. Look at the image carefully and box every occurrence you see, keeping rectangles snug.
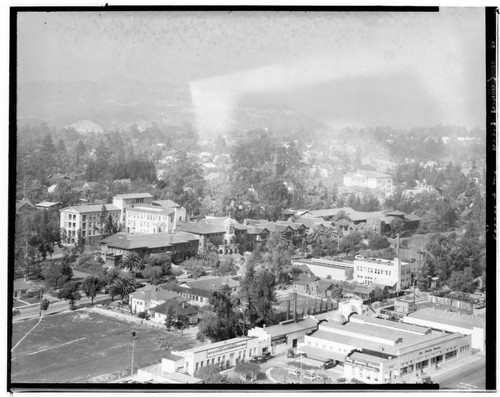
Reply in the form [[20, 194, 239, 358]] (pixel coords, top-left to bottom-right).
[[11, 310, 197, 383]]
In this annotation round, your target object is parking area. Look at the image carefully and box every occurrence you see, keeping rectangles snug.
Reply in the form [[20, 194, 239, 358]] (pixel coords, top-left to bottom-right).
[[250, 349, 346, 384]]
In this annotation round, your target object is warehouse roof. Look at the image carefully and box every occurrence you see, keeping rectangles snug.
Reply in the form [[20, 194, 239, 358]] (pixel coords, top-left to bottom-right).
[[404, 307, 485, 330], [258, 318, 318, 338]]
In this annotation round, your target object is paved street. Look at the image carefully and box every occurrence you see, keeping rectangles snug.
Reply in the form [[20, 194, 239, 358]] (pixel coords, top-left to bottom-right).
[[13, 293, 112, 322], [433, 355, 486, 390]]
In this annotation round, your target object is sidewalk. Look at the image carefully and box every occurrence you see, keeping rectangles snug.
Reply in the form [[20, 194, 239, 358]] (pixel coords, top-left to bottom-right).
[[402, 351, 484, 384]]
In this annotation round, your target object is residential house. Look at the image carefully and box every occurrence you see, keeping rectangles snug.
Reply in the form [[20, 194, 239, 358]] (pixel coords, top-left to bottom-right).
[[100, 231, 199, 265], [14, 278, 31, 299], [16, 199, 36, 215], [129, 284, 186, 314], [177, 217, 247, 254], [60, 204, 121, 245], [246, 225, 270, 251], [150, 300, 199, 326]]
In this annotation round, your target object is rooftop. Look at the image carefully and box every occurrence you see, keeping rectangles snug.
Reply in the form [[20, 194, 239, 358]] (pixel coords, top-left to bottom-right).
[[309, 314, 457, 356], [177, 217, 246, 235], [62, 204, 119, 213], [258, 318, 318, 337], [175, 337, 255, 355], [128, 205, 174, 216], [101, 231, 199, 250], [150, 301, 198, 317], [35, 201, 60, 208], [404, 307, 485, 330], [130, 284, 185, 302], [153, 200, 181, 208], [114, 193, 154, 200], [182, 276, 240, 291]]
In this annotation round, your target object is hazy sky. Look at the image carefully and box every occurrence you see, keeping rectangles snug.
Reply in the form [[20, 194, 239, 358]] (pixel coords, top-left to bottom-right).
[[17, 9, 486, 129]]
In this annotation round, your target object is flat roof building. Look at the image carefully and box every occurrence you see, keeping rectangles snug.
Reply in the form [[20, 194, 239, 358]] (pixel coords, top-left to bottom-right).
[[300, 314, 471, 384], [403, 307, 485, 352], [248, 317, 319, 354], [171, 336, 261, 376]]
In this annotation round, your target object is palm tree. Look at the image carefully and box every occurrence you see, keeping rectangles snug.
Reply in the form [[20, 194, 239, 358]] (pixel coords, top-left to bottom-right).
[[109, 274, 136, 304], [119, 252, 145, 277]]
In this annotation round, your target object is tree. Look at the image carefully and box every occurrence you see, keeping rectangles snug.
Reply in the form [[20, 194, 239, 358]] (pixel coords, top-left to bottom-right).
[[57, 281, 82, 310], [198, 288, 242, 342], [264, 231, 291, 284], [81, 275, 104, 306], [142, 266, 164, 285], [119, 252, 145, 276], [42, 262, 73, 290], [234, 362, 261, 382], [389, 218, 406, 237], [369, 235, 391, 250], [448, 267, 476, 293], [241, 268, 277, 327], [339, 231, 363, 255], [109, 274, 136, 303], [195, 364, 230, 384], [415, 262, 432, 292]]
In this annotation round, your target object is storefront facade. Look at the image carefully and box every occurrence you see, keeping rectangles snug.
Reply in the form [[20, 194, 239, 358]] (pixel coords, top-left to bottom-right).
[[174, 337, 260, 376]]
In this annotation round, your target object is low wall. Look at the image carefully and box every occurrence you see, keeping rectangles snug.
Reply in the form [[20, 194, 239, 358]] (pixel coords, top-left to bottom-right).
[[90, 306, 167, 330]]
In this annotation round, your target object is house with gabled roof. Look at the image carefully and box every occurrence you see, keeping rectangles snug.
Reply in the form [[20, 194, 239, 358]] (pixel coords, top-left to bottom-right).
[[16, 199, 36, 215], [129, 284, 186, 314], [177, 216, 247, 254], [150, 300, 199, 325]]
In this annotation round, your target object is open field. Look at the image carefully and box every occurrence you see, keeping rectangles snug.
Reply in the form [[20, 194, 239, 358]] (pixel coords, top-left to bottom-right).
[[11, 310, 196, 383]]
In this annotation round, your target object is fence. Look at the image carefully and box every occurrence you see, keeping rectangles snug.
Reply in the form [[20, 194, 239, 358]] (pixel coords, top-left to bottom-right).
[[90, 306, 167, 330]]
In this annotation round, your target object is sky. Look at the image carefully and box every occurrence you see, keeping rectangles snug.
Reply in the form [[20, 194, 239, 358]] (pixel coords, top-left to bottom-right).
[[17, 9, 486, 130]]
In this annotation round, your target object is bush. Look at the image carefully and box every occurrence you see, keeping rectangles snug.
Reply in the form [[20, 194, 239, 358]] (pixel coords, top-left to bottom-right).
[[137, 311, 150, 320]]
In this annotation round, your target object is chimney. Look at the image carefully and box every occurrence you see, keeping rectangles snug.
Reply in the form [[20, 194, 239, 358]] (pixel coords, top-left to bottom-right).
[[293, 292, 298, 322], [286, 300, 290, 321], [263, 324, 266, 329], [396, 233, 400, 259]]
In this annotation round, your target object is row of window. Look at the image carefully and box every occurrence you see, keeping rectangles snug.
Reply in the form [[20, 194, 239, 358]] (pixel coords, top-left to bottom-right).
[[460, 345, 470, 353], [194, 347, 258, 372], [356, 266, 392, 276]]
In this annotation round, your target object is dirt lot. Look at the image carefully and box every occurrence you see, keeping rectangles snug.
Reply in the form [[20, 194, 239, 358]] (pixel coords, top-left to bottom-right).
[[11, 310, 197, 383]]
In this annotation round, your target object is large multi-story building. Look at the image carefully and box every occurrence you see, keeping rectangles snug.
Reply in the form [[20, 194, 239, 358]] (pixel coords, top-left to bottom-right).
[[125, 204, 186, 235], [343, 171, 394, 195], [299, 313, 472, 384], [353, 256, 421, 291], [60, 204, 121, 244], [112, 193, 154, 225]]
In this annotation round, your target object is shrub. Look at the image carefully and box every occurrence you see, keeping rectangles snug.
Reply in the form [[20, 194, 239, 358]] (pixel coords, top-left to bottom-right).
[[137, 311, 150, 320]]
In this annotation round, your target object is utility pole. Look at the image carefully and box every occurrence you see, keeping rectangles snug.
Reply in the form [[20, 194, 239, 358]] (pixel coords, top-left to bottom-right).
[[130, 331, 138, 379], [38, 288, 43, 318]]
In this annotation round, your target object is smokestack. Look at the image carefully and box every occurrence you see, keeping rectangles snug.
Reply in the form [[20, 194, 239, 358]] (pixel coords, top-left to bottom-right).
[[172, 208, 178, 233], [396, 233, 400, 259], [293, 292, 297, 322], [287, 300, 290, 321]]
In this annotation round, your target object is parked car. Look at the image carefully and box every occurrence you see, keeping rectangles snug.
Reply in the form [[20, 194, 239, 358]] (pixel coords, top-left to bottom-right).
[[250, 351, 271, 363], [323, 359, 335, 369]]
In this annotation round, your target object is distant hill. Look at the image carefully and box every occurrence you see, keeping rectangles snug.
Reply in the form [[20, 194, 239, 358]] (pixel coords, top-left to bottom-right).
[[16, 77, 324, 137]]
